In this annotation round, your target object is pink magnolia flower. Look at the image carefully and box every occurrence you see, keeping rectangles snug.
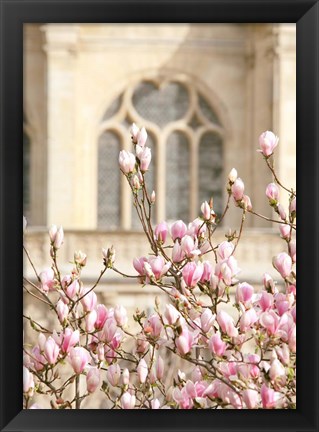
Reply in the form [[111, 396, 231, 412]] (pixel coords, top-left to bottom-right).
[[119, 150, 136, 174], [265, 183, 279, 201], [164, 304, 181, 325], [176, 327, 193, 355], [144, 314, 163, 338], [85, 310, 97, 332], [80, 289, 97, 312], [182, 262, 204, 288], [289, 197, 296, 214], [56, 299, 68, 323], [258, 131, 279, 157], [107, 363, 121, 386], [269, 358, 286, 386], [151, 399, 161, 409], [173, 387, 193, 409], [275, 344, 290, 365], [242, 194, 252, 211], [154, 222, 168, 244], [170, 220, 187, 241], [201, 201, 211, 221], [200, 308, 215, 333], [101, 318, 118, 343], [44, 336, 60, 364], [49, 225, 64, 249], [61, 275, 80, 299], [260, 383, 279, 409], [259, 290, 274, 311], [259, 310, 280, 336], [74, 250, 87, 267], [200, 261, 212, 283], [133, 256, 148, 276], [114, 305, 128, 327], [137, 126, 147, 147], [275, 293, 292, 316], [61, 328, 80, 353], [122, 368, 130, 385], [272, 252, 292, 278], [31, 345, 47, 371], [136, 336, 149, 354], [289, 240, 296, 263], [69, 347, 90, 374], [209, 332, 227, 357], [235, 282, 254, 305], [246, 354, 260, 378], [138, 146, 152, 172], [23, 366, 34, 395], [95, 304, 109, 330], [39, 268, 55, 292], [242, 389, 259, 409], [86, 367, 100, 393], [217, 241, 234, 260], [262, 273, 276, 293], [217, 310, 238, 338], [279, 224, 291, 239], [121, 392, 136, 409], [228, 168, 238, 183], [137, 358, 148, 383], [130, 123, 139, 143], [187, 218, 207, 237], [239, 308, 258, 332], [232, 178, 245, 201], [181, 235, 201, 258], [147, 256, 171, 281], [288, 325, 296, 352], [277, 203, 287, 221], [172, 240, 185, 263]]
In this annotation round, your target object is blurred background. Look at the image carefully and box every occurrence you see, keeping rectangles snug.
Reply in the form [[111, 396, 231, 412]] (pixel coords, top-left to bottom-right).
[[23, 22, 296, 331]]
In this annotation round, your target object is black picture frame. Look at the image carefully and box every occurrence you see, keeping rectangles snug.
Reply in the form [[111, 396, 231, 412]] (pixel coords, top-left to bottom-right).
[[0, 0, 318, 431]]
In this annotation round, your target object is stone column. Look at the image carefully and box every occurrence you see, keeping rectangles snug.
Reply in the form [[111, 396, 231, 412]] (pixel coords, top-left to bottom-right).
[[23, 25, 48, 226], [272, 25, 296, 212], [246, 25, 275, 228], [41, 25, 80, 228]]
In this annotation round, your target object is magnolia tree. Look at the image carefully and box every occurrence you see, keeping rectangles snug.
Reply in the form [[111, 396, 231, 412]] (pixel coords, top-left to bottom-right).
[[23, 126, 296, 409]]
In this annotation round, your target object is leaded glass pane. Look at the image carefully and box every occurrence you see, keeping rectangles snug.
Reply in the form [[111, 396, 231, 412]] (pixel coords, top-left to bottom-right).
[[198, 133, 223, 216], [166, 132, 190, 222], [132, 82, 189, 126], [198, 93, 221, 125], [98, 131, 121, 229], [101, 94, 123, 121], [23, 131, 31, 220], [132, 133, 156, 230]]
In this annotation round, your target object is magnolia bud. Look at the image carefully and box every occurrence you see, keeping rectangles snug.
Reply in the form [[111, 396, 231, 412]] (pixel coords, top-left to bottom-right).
[[137, 358, 148, 383], [86, 367, 100, 393], [130, 123, 139, 143], [122, 368, 130, 385], [107, 364, 121, 386], [232, 178, 245, 201], [74, 250, 87, 267], [258, 131, 279, 157], [102, 246, 115, 268], [266, 183, 279, 202], [228, 168, 238, 183]]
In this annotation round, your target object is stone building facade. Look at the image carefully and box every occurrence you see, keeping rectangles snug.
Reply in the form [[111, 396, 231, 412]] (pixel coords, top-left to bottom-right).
[[23, 23, 296, 320]]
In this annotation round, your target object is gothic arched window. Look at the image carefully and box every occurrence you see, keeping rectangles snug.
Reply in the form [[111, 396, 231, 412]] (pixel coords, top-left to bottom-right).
[[97, 76, 224, 230]]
